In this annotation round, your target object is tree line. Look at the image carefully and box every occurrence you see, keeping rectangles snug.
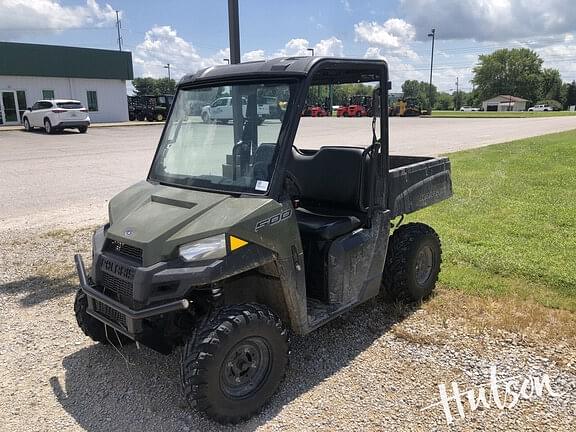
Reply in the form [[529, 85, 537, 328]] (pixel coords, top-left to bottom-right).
[[131, 48, 576, 111], [401, 48, 576, 111]]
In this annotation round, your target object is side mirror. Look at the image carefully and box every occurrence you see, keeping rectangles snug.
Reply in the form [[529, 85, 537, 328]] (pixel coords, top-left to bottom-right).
[[27, 107, 32, 111]]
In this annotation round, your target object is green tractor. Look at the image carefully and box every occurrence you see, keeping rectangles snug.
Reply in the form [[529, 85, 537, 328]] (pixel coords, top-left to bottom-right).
[[74, 57, 452, 423]]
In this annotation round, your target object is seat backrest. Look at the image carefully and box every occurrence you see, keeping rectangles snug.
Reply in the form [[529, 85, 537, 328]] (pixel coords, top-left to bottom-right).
[[287, 146, 367, 212]]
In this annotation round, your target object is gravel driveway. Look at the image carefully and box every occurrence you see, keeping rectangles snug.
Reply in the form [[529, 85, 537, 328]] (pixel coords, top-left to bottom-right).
[[1, 222, 574, 431]]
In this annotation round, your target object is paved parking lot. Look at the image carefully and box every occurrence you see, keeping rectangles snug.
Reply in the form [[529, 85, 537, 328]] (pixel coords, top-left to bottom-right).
[[1, 116, 575, 228]]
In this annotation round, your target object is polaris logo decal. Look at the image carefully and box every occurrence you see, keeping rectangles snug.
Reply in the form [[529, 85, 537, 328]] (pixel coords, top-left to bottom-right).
[[255, 209, 292, 232]]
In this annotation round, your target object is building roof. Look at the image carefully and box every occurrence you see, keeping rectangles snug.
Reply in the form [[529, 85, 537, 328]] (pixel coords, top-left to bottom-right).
[[484, 94, 529, 103], [0, 42, 133, 80], [180, 57, 387, 86]]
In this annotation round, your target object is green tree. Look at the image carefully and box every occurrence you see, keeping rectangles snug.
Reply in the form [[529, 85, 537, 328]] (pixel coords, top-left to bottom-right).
[[562, 81, 576, 109], [540, 68, 563, 102], [472, 48, 543, 102], [435, 92, 453, 110], [401, 80, 437, 109], [132, 77, 177, 96]]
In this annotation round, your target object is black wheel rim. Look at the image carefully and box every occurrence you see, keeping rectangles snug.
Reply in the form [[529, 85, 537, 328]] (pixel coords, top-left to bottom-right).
[[220, 337, 271, 399], [415, 245, 434, 286]]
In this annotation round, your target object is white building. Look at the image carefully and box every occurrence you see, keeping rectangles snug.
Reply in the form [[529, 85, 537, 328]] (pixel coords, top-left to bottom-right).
[[0, 42, 133, 125], [481, 95, 529, 112]]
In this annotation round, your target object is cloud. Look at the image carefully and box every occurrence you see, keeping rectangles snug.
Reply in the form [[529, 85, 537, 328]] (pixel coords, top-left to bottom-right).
[[364, 47, 427, 90], [341, 0, 352, 12], [133, 26, 228, 78], [354, 18, 416, 48], [274, 37, 345, 57], [400, 0, 576, 41], [0, 0, 117, 39], [242, 49, 266, 62]]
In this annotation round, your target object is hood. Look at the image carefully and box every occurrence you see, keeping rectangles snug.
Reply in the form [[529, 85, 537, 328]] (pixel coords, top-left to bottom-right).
[[107, 181, 277, 264]]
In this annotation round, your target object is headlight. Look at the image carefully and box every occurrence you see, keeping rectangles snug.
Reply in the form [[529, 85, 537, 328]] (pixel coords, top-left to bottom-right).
[[179, 234, 226, 262]]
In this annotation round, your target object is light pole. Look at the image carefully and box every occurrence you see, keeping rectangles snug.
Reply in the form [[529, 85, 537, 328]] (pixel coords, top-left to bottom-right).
[[228, 0, 242, 143], [164, 63, 171, 81], [427, 28, 435, 115]]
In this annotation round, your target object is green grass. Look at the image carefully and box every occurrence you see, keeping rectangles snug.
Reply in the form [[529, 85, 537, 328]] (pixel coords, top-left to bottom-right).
[[409, 130, 576, 311], [431, 110, 576, 118]]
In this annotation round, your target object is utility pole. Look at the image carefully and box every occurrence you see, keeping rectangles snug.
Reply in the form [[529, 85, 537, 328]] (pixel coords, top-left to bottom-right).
[[164, 64, 171, 81], [228, 0, 242, 143], [427, 28, 435, 115], [115, 10, 122, 51], [455, 76, 459, 110]]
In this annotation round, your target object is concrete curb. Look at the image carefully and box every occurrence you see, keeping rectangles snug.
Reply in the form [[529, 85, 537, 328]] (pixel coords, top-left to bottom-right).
[[0, 121, 165, 132]]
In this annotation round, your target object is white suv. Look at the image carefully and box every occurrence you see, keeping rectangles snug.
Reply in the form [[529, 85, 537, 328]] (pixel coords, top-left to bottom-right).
[[22, 99, 91, 134]]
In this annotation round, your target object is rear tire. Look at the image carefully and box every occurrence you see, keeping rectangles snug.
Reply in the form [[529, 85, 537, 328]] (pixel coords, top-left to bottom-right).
[[156, 113, 164, 122], [78, 126, 88, 134], [74, 289, 132, 345], [382, 223, 442, 302], [181, 303, 289, 424], [44, 118, 53, 134]]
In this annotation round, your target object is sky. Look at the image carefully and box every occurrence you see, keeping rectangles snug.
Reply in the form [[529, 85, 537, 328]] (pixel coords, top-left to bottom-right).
[[2, 0, 576, 93]]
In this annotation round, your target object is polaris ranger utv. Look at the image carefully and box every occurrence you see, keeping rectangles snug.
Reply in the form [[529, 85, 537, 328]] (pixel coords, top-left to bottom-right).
[[74, 57, 452, 423]]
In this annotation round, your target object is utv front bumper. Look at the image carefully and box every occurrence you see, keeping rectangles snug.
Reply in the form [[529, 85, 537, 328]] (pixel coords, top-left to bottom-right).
[[75, 254, 190, 337]]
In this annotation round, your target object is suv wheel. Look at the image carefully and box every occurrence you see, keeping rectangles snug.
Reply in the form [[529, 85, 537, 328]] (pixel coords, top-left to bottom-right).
[[201, 112, 210, 123], [381, 223, 442, 302], [78, 126, 88, 134], [181, 303, 289, 424], [44, 118, 53, 134], [156, 113, 164, 122], [24, 118, 32, 131]]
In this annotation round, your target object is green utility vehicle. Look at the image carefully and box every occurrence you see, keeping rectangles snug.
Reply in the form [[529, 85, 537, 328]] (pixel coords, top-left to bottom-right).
[[74, 57, 452, 423]]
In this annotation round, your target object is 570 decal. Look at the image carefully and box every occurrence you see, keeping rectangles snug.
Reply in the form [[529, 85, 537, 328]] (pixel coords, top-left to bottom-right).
[[255, 209, 292, 232]]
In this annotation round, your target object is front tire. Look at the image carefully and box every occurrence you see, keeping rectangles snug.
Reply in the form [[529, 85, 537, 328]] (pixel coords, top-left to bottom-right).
[[74, 289, 132, 345], [382, 223, 442, 302], [78, 126, 88, 133], [23, 118, 32, 131], [181, 303, 289, 424], [156, 113, 164, 122], [202, 112, 210, 123]]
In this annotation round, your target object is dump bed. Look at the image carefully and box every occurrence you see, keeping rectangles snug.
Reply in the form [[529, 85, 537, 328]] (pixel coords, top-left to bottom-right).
[[388, 155, 452, 218]]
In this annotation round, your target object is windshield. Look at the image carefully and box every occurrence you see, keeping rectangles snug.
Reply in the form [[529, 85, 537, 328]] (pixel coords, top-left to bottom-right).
[[149, 82, 292, 194]]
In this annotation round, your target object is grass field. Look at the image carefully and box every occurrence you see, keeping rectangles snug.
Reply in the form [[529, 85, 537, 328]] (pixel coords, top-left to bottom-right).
[[431, 110, 576, 118], [410, 129, 576, 312]]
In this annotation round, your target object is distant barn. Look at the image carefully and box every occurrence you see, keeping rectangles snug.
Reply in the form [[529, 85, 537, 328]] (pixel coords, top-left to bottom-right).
[[482, 95, 528, 112]]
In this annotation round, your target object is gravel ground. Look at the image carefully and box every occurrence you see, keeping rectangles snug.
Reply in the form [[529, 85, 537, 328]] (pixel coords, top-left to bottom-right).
[[1, 221, 574, 432]]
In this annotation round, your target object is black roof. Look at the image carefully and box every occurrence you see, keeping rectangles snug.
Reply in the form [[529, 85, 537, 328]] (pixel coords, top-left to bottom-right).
[[179, 57, 387, 86]]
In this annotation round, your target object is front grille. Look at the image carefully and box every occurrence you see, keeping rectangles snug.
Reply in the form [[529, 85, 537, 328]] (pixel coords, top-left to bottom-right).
[[102, 272, 133, 298], [94, 299, 127, 328], [105, 239, 143, 263]]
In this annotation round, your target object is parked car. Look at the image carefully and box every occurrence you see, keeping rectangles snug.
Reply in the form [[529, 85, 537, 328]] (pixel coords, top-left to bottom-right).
[[528, 104, 553, 112], [201, 96, 269, 124], [460, 106, 480, 112], [22, 99, 90, 134]]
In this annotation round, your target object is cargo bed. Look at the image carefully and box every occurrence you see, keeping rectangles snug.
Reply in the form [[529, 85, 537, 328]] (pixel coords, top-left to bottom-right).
[[388, 155, 452, 218]]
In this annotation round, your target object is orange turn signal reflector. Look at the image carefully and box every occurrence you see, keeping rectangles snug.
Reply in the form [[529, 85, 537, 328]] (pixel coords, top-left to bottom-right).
[[229, 235, 248, 251]]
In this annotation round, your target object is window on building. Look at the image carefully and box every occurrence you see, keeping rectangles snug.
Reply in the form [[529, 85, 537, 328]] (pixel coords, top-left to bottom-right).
[[16, 91, 27, 120], [87, 91, 98, 112], [42, 90, 55, 100]]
